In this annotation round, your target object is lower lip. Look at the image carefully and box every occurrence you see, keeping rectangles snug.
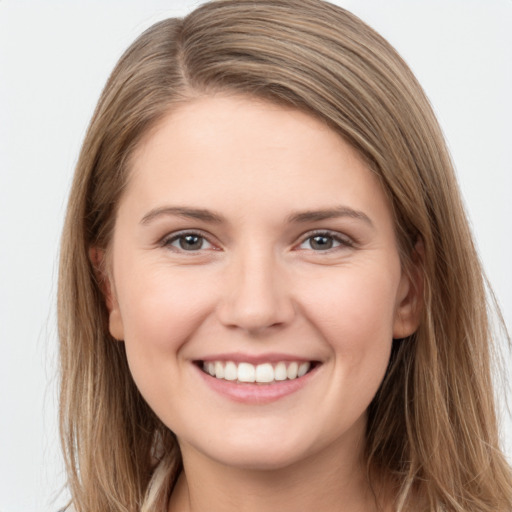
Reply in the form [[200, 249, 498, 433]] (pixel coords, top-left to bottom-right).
[[195, 364, 319, 404]]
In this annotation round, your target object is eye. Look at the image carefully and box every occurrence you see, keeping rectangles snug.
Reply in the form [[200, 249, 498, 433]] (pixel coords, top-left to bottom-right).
[[163, 232, 214, 252], [298, 232, 352, 251]]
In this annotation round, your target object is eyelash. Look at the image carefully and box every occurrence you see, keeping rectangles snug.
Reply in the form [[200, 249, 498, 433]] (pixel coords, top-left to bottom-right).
[[160, 230, 215, 252], [160, 230, 354, 253], [296, 230, 354, 252]]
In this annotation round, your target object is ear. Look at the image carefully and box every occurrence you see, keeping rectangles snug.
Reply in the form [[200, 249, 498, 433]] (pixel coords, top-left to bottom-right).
[[392, 240, 424, 339], [89, 247, 125, 341]]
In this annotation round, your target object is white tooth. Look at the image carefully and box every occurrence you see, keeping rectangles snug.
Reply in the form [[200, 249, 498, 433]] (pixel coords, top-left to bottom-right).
[[207, 362, 216, 376], [287, 362, 298, 379], [298, 362, 310, 377], [214, 361, 224, 379], [255, 363, 274, 383], [224, 361, 237, 381], [274, 362, 287, 381], [238, 362, 256, 382]]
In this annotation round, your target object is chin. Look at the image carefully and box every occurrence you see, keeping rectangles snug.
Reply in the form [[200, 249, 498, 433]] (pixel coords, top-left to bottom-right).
[[183, 425, 325, 473], [209, 445, 307, 472]]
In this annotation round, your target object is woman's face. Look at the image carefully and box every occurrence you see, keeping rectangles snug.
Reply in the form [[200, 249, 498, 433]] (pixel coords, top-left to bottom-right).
[[106, 95, 419, 470]]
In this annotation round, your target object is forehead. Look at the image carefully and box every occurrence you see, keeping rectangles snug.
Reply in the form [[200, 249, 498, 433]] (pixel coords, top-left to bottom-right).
[[122, 94, 391, 227]]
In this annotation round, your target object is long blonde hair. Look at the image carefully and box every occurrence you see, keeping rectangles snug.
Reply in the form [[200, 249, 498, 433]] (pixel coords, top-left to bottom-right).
[[58, 1, 512, 510]]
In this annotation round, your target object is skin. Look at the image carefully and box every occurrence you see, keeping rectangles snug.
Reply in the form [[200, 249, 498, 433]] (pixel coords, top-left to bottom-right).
[[103, 95, 421, 512]]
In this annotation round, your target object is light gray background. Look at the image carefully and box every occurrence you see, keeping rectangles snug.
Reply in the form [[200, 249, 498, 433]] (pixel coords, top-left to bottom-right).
[[1, 1, 511, 511]]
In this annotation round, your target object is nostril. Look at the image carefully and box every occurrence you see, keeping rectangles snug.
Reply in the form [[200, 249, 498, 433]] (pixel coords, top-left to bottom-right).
[[215, 272, 295, 332]]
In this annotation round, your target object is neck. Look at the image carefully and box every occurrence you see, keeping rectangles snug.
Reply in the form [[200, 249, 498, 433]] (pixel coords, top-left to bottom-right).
[[168, 430, 390, 512]]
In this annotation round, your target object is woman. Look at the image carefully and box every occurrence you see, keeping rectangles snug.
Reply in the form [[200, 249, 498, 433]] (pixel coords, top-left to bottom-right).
[[58, 1, 512, 511]]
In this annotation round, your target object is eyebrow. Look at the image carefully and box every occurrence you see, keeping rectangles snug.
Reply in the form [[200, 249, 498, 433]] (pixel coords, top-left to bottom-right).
[[140, 206, 225, 225], [140, 205, 373, 227], [286, 206, 374, 227]]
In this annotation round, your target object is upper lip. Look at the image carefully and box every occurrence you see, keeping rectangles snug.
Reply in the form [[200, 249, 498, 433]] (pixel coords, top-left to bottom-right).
[[196, 352, 319, 365]]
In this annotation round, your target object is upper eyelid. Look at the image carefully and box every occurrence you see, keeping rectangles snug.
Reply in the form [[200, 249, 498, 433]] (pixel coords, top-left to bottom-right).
[[296, 229, 355, 246], [162, 229, 208, 239], [160, 229, 218, 248]]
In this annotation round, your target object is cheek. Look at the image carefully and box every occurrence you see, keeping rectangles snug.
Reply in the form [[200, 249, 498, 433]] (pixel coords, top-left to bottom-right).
[[299, 266, 399, 347], [114, 267, 221, 422], [296, 264, 399, 408], [115, 265, 219, 362]]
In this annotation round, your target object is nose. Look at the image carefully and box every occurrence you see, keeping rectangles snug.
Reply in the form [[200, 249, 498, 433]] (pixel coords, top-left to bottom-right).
[[216, 248, 295, 334]]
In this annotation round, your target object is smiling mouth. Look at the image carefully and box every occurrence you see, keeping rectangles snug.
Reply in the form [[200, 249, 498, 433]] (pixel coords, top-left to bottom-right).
[[198, 360, 318, 384]]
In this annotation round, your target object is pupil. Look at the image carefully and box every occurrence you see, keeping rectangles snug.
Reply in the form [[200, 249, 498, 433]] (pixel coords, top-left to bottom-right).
[[180, 235, 202, 250], [311, 235, 332, 250]]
